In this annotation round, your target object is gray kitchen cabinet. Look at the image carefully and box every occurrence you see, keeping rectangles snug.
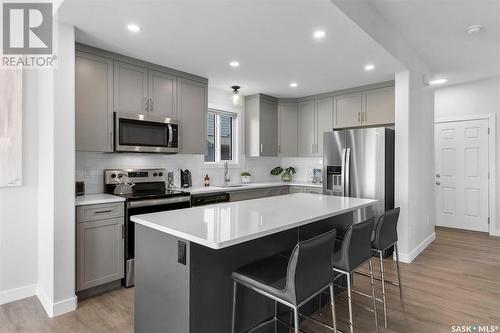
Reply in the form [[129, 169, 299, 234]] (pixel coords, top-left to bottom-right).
[[245, 94, 278, 157], [178, 78, 208, 154], [288, 186, 305, 194], [298, 98, 332, 157], [277, 102, 298, 157], [229, 186, 289, 202], [76, 51, 114, 152], [298, 100, 316, 157], [363, 86, 395, 126], [334, 92, 363, 129], [149, 70, 177, 118], [113, 61, 149, 114], [289, 185, 322, 194], [76, 203, 124, 292], [315, 97, 333, 156]]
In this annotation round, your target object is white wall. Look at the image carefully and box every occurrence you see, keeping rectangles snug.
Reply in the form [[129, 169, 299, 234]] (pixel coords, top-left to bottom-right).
[[435, 76, 500, 235], [0, 70, 39, 305]]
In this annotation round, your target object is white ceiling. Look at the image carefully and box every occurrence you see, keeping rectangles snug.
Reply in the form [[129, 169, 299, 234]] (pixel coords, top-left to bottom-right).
[[363, 0, 500, 84], [57, 0, 404, 98]]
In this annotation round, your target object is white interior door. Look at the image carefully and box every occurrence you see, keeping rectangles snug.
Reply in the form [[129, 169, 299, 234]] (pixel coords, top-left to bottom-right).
[[435, 119, 489, 232]]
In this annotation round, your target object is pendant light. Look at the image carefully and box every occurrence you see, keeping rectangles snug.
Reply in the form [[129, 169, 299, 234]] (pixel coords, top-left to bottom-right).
[[231, 86, 240, 105]]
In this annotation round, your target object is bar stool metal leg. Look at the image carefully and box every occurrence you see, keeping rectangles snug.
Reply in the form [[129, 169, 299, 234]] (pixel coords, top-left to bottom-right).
[[368, 260, 380, 333], [395, 244, 405, 313], [378, 250, 388, 328], [329, 285, 337, 333], [231, 281, 237, 333], [346, 273, 354, 333], [293, 307, 300, 333]]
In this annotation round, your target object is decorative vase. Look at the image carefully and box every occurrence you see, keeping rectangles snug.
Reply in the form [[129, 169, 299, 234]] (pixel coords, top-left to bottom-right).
[[241, 176, 251, 184], [281, 171, 293, 182]]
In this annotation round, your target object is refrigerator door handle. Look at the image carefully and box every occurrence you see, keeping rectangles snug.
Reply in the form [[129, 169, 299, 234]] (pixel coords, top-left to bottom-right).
[[344, 148, 351, 197], [341, 148, 346, 196]]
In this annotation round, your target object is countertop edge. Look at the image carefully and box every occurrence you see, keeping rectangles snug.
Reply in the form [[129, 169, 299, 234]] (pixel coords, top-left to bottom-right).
[[75, 194, 126, 206]]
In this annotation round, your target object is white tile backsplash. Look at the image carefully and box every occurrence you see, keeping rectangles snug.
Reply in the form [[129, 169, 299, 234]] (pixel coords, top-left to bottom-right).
[[76, 152, 322, 194]]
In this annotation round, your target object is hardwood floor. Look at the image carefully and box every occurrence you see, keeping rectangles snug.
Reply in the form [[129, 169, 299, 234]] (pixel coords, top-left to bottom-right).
[[1, 227, 499, 333]]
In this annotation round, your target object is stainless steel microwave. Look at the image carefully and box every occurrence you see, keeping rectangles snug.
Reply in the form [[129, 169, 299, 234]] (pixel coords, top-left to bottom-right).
[[114, 112, 179, 153]]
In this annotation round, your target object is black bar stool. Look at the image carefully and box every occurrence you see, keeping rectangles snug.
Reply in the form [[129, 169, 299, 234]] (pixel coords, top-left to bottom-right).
[[370, 207, 404, 328], [332, 218, 379, 333], [231, 229, 337, 333]]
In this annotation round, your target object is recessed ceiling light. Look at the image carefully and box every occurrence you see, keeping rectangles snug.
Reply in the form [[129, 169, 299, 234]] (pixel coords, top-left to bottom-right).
[[127, 24, 140, 32], [313, 30, 326, 39], [289, 82, 298, 88], [364, 64, 375, 71], [229, 61, 240, 68], [429, 78, 447, 86], [466, 25, 483, 35]]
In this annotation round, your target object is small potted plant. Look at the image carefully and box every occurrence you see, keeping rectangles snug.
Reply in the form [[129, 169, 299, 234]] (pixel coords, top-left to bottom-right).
[[270, 166, 296, 182], [241, 171, 251, 184]]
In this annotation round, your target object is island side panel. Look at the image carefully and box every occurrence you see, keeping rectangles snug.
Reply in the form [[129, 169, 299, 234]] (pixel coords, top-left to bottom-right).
[[135, 224, 191, 333], [189, 229, 298, 333]]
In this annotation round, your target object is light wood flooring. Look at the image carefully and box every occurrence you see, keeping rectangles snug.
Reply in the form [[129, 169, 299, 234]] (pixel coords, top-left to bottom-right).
[[1, 227, 499, 333]]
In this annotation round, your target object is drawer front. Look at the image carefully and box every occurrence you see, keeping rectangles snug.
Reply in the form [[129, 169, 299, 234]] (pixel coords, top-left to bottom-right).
[[305, 187, 322, 194], [77, 202, 124, 222]]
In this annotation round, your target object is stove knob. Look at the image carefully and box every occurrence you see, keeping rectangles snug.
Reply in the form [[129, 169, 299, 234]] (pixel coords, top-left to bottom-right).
[[117, 173, 123, 178], [159, 172, 163, 177], [153, 172, 158, 177], [110, 173, 116, 179]]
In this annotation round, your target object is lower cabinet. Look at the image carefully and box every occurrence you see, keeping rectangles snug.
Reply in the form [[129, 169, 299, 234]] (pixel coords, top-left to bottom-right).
[[229, 186, 289, 202], [289, 186, 323, 194], [76, 204, 124, 292]]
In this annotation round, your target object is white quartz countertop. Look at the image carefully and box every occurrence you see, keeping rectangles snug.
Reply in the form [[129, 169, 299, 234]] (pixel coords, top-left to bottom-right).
[[75, 194, 125, 206], [131, 193, 376, 249], [182, 181, 322, 195]]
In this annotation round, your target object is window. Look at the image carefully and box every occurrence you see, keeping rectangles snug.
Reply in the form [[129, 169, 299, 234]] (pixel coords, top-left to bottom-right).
[[204, 110, 237, 163]]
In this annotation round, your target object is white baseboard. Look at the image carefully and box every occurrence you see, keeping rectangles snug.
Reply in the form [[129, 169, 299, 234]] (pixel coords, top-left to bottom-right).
[[0, 284, 37, 305], [490, 229, 500, 237], [397, 232, 436, 263], [36, 285, 77, 318]]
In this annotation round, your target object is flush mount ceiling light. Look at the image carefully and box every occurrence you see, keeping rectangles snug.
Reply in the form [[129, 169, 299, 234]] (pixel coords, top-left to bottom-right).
[[231, 85, 241, 105], [127, 24, 140, 32], [364, 64, 375, 71], [428, 78, 448, 86], [313, 30, 326, 39], [289, 82, 298, 88], [229, 61, 240, 68], [466, 25, 483, 35]]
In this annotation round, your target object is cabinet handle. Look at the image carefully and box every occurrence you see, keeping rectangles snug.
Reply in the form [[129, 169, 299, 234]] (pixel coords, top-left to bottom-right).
[[94, 210, 112, 214], [278, 144, 281, 155], [149, 98, 154, 112], [364, 112, 367, 122], [144, 97, 149, 111], [260, 144, 263, 153], [121, 224, 124, 239], [358, 112, 361, 123]]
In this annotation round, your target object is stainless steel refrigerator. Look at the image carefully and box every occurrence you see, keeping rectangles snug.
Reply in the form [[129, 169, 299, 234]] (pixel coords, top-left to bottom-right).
[[323, 127, 395, 223]]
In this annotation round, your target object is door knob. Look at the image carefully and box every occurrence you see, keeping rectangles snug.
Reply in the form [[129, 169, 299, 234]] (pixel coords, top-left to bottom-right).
[[435, 181, 441, 185], [436, 174, 441, 178]]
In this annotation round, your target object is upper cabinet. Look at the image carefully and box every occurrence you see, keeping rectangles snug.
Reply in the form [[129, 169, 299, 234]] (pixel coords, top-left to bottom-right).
[[334, 86, 394, 129], [277, 102, 298, 157], [298, 97, 333, 157], [178, 78, 208, 155], [113, 62, 148, 114], [76, 51, 114, 152], [363, 86, 395, 126], [114, 62, 178, 117], [245, 94, 278, 157]]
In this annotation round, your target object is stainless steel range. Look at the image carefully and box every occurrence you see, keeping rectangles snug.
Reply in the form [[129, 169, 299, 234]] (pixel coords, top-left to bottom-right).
[[104, 168, 191, 287]]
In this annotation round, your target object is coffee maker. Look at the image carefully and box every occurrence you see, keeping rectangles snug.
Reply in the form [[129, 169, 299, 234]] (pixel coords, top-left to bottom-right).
[[180, 169, 192, 188]]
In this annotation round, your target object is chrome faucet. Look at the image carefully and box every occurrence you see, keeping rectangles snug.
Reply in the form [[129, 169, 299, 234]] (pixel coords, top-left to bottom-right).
[[224, 161, 230, 185]]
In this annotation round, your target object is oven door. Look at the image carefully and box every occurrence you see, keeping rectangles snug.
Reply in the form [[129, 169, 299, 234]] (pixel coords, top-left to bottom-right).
[[124, 196, 190, 287], [115, 112, 179, 153]]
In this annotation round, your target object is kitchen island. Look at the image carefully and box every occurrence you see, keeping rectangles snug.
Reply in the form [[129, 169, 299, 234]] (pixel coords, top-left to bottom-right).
[[131, 193, 376, 333]]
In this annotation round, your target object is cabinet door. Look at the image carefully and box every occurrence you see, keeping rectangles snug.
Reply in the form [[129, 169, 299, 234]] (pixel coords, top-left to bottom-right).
[[363, 86, 395, 126], [259, 100, 278, 156], [113, 61, 148, 114], [305, 187, 322, 194], [178, 78, 208, 154], [277, 102, 298, 157], [315, 97, 333, 156], [298, 100, 316, 157], [77, 218, 124, 291], [289, 186, 305, 194], [333, 92, 363, 128], [75, 52, 113, 152], [149, 70, 177, 118]]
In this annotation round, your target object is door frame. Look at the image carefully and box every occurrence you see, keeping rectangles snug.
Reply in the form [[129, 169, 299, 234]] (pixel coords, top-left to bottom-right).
[[435, 113, 497, 236]]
